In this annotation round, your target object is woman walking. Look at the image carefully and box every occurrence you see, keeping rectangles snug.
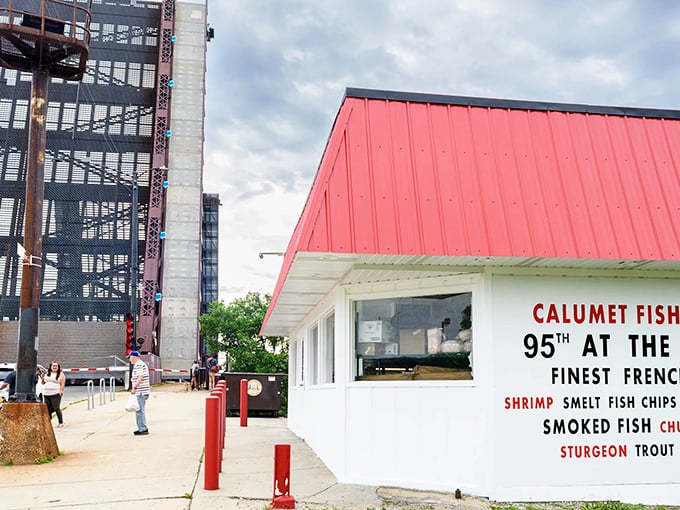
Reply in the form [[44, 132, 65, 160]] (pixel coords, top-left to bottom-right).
[[42, 361, 66, 427]]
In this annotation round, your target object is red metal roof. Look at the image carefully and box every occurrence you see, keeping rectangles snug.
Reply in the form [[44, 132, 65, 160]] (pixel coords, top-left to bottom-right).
[[261, 88, 680, 335]]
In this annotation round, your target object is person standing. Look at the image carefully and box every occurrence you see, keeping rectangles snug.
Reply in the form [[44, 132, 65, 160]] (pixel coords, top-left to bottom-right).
[[0, 369, 16, 398], [190, 360, 199, 390], [41, 361, 66, 427], [207, 355, 218, 390], [128, 351, 150, 436], [1, 368, 39, 401]]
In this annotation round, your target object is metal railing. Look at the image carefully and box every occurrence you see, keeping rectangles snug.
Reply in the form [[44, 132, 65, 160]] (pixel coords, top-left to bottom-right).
[[86, 376, 116, 410], [0, 0, 92, 44], [0, 0, 92, 79]]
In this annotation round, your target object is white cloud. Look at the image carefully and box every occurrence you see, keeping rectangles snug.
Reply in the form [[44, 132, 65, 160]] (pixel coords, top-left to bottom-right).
[[204, 0, 680, 304]]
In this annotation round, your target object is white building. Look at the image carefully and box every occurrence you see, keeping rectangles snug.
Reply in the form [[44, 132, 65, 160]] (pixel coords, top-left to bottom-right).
[[261, 88, 680, 505]]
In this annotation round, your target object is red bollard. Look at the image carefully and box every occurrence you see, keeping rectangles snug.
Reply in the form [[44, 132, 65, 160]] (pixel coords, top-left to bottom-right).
[[210, 389, 224, 471], [215, 381, 227, 448], [204, 396, 220, 490], [270, 444, 295, 509], [216, 383, 226, 448], [239, 378, 248, 427]]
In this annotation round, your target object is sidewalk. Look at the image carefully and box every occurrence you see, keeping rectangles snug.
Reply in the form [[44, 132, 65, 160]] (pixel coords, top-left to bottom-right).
[[0, 383, 491, 510]]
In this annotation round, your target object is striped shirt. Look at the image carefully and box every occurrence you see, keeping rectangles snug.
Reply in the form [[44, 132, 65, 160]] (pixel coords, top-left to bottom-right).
[[132, 359, 150, 395]]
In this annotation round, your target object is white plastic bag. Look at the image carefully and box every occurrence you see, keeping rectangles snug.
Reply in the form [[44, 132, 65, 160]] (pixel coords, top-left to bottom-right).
[[125, 393, 140, 412]]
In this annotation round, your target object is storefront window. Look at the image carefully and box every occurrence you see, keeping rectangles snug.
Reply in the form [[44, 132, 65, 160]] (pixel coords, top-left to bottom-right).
[[354, 293, 472, 381]]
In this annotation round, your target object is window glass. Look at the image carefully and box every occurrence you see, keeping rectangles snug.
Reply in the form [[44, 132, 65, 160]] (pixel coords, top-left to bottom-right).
[[295, 338, 304, 387], [355, 293, 472, 381], [290, 341, 297, 386], [322, 313, 335, 384], [308, 324, 319, 385]]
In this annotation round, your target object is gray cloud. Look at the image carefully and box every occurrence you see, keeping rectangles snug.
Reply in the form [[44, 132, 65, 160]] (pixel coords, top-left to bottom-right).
[[204, 0, 680, 301]]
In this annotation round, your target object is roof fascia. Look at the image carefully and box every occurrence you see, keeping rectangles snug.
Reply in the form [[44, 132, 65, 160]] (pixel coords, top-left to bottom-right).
[[345, 87, 680, 120]]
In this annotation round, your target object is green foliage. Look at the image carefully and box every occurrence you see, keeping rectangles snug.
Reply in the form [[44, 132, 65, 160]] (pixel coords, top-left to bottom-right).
[[228, 336, 287, 373], [583, 504, 646, 510], [199, 292, 289, 415], [34, 455, 55, 464], [199, 292, 287, 355], [492, 503, 657, 510]]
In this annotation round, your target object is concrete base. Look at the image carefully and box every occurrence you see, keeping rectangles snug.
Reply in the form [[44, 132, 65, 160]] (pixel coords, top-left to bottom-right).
[[0, 402, 58, 465]]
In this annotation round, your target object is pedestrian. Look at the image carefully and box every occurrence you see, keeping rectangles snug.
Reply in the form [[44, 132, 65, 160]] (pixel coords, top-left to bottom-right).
[[0, 369, 16, 398], [0, 368, 39, 401], [190, 360, 199, 390], [41, 361, 66, 427], [207, 355, 218, 390], [128, 351, 150, 436]]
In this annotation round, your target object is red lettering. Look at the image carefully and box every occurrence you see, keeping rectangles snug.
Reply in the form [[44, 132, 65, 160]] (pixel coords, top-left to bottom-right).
[[504, 396, 553, 409], [532, 303, 628, 324], [660, 420, 680, 433], [560, 444, 627, 458], [533, 303, 544, 323]]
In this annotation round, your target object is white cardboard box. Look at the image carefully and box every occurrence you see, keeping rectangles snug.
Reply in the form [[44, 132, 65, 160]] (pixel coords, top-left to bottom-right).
[[357, 342, 384, 356], [383, 342, 399, 355], [358, 320, 396, 343], [427, 328, 444, 353]]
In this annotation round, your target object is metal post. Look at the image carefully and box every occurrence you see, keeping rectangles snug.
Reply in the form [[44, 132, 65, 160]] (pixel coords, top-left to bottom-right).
[[128, 168, 138, 390], [240, 379, 248, 427], [271, 444, 296, 508], [204, 396, 220, 490], [131, 167, 138, 340], [14, 69, 48, 403]]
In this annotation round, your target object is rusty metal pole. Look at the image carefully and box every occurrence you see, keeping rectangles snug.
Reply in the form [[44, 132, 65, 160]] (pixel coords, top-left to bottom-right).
[[14, 68, 48, 403]]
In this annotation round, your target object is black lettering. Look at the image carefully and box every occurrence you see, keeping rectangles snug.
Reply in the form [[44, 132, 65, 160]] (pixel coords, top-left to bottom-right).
[[543, 418, 610, 434]]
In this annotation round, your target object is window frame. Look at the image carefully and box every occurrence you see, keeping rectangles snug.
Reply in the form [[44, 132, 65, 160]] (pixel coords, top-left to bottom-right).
[[350, 282, 476, 383], [307, 322, 319, 386], [293, 336, 304, 387], [320, 311, 335, 384]]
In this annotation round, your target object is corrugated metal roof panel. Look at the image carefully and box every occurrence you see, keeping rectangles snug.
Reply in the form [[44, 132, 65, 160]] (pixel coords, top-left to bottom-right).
[[261, 89, 680, 335]]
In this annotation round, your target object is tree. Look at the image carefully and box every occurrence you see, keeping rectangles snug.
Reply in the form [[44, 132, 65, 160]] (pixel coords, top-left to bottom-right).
[[198, 292, 287, 373]]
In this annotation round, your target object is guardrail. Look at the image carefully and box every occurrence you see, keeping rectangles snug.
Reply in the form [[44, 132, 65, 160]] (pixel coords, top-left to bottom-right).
[[63, 366, 129, 373], [63, 366, 190, 374]]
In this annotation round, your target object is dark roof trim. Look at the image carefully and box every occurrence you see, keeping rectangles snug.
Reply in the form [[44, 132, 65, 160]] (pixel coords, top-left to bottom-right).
[[345, 87, 680, 120]]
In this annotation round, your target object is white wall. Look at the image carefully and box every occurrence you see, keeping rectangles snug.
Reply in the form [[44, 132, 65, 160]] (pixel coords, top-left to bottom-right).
[[287, 273, 492, 495], [489, 274, 680, 504], [286, 269, 680, 505], [344, 384, 488, 493], [287, 289, 348, 475]]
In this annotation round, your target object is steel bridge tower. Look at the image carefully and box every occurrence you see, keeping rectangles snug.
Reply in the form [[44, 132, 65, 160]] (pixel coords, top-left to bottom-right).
[[0, 0, 200, 376], [0, 0, 92, 404]]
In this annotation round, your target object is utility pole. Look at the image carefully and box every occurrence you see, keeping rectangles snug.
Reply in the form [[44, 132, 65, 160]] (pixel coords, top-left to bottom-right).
[[131, 166, 138, 344], [129, 167, 138, 389], [14, 69, 48, 402], [0, 1, 92, 465]]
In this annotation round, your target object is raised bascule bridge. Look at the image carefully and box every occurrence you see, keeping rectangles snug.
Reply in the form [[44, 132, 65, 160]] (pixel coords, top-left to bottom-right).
[[0, 0, 178, 376]]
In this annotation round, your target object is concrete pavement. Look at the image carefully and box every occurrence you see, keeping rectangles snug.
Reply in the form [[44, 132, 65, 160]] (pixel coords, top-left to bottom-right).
[[0, 383, 491, 510]]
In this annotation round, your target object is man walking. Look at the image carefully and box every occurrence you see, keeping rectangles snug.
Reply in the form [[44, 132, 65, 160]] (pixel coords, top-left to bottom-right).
[[128, 351, 150, 435]]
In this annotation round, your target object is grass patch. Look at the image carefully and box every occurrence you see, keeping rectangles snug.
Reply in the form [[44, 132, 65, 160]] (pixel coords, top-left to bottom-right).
[[491, 502, 670, 510]]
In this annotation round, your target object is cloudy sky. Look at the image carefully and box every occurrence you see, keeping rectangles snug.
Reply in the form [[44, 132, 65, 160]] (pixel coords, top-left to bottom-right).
[[201, 0, 680, 304]]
